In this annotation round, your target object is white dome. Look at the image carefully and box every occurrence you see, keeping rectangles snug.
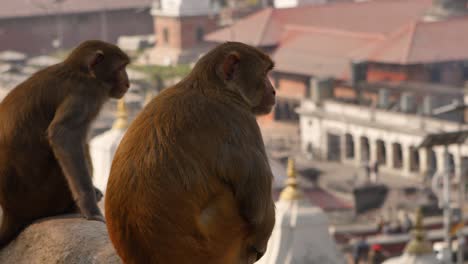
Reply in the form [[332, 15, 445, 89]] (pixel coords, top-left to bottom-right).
[[258, 158, 344, 263], [258, 188, 345, 263], [90, 128, 126, 194]]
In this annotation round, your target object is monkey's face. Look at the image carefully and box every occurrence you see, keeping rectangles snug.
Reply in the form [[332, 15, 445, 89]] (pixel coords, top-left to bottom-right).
[[108, 66, 130, 99], [218, 45, 276, 116], [84, 46, 130, 99], [251, 75, 276, 116]]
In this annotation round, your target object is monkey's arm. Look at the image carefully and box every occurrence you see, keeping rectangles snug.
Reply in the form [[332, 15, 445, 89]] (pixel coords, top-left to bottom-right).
[[219, 143, 275, 255], [84, 143, 93, 178], [84, 142, 103, 202], [47, 95, 104, 221]]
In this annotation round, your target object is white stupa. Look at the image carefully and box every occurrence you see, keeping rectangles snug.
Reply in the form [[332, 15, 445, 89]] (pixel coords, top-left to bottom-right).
[[90, 99, 128, 194], [383, 209, 438, 264], [258, 158, 345, 264]]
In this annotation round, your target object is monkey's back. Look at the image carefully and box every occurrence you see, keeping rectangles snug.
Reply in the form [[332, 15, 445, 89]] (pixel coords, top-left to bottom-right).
[[106, 84, 258, 263], [0, 66, 68, 181], [0, 65, 77, 225]]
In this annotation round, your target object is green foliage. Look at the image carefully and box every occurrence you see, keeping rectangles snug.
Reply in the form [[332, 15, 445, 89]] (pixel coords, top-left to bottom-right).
[[129, 64, 192, 84], [246, 0, 260, 6], [50, 49, 71, 60]]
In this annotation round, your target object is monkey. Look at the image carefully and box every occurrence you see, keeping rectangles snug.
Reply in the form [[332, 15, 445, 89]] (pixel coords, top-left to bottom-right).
[[105, 42, 276, 264], [0, 40, 130, 248]]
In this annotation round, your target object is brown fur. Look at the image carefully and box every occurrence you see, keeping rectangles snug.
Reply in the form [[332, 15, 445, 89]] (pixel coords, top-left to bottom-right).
[[105, 42, 276, 264], [0, 40, 130, 248]]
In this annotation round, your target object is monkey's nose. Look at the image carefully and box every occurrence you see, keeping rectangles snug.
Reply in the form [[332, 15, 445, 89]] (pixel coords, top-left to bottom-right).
[[272, 90, 276, 95]]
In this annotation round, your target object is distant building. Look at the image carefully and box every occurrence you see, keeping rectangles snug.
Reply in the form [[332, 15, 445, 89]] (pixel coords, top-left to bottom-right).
[[206, 0, 468, 179], [382, 209, 438, 264], [145, 0, 220, 65], [273, 0, 345, 8], [259, 158, 345, 264], [206, 0, 468, 123], [0, 0, 154, 55], [297, 94, 468, 178]]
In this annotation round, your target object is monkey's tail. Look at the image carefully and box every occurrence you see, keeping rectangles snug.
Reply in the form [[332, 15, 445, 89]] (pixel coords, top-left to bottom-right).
[[0, 212, 24, 249]]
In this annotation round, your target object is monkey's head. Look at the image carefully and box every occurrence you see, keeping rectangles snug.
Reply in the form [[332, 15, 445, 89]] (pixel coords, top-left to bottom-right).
[[66, 40, 131, 99], [196, 42, 276, 115]]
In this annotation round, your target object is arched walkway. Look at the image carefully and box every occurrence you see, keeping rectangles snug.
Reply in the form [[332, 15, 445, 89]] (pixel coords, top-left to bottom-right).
[[376, 139, 386, 165], [345, 134, 354, 159], [392, 143, 403, 169], [360, 136, 370, 162]]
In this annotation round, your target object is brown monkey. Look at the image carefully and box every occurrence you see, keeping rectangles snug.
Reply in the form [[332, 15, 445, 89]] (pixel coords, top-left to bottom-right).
[[105, 42, 276, 264], [0, 40, 130, 248]]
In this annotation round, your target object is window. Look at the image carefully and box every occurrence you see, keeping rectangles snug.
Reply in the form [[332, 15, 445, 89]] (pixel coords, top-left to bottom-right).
[[345, 134, 354, 159], [392, 143, 403, 169], [409, 146, 420, 172], [196, 27, 204, 43]]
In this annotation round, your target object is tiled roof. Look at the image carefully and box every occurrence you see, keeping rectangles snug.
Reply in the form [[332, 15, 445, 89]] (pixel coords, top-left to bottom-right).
[[206, 0, 433, 47], [205, 8, 278, 46], [363, 17, 468, 64], [206, 0, 468, 77], [273, 26, 382, 77], [0, 0, 152, 19]]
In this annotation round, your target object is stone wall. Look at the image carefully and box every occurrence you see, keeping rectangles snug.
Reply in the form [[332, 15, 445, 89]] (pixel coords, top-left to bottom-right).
[[0, 217, 121, 264]]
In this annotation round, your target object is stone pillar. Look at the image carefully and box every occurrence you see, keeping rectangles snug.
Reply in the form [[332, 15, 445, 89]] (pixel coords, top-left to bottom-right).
[[453, 151, 462, 178], [386, 141, 394, 170], [355, 134, 362, 166], [340, 133, 347, 162], [419, 148, 428, 175], [402, 144, 411, 176], [435, 147, 446, 173], [370, 139, 377, 164]]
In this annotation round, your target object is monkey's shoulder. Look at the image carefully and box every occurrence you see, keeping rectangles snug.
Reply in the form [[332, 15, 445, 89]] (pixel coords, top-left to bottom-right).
[[138, 88, 259, 141]]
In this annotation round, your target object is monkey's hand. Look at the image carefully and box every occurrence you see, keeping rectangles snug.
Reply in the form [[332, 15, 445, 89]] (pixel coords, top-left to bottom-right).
[[85, 213, 106, 223], [77, 195, 106, 223], [94, 187, 104, 202]]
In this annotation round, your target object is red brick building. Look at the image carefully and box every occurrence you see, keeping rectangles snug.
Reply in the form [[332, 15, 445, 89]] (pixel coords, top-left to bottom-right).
[[206, 0, 468, 122], [147, 0, 219, 65], [146, 0, 266, 65], [0, 0, 154, 55]]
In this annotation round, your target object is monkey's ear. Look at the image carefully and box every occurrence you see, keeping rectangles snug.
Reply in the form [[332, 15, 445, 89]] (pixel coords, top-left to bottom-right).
[[222, 51, 240, 81], [87, 50, 104, 78], [88, 50, 105, 73]]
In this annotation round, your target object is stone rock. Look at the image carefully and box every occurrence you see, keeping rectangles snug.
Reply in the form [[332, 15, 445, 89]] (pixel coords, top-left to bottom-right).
[[0, 216, 122, 264]]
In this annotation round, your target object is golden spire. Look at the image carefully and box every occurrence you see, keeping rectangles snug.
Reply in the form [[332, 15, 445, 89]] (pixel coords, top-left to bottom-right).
[[404, 208, 433, 255], [280, 157, 304, 201], [112, 98, 128, 130]]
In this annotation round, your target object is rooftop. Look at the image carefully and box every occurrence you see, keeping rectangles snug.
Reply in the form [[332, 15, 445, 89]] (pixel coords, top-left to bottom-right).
[[206, 0, 468, 77], [0, 0, 152, 19]]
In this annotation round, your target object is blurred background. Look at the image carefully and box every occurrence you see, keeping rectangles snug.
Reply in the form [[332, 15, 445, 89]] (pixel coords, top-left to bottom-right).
[[3, 0, 468, 263]]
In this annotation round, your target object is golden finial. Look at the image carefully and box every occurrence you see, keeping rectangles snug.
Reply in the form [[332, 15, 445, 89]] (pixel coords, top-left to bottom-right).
[[112, 98, 128, 130], [280, 157, 304, 201], [404, 208, 433, 255]]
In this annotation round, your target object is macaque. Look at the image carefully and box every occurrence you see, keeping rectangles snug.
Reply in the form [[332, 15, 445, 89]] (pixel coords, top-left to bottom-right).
[[106, 42, 276, 264], [0, 40, 130, 248]]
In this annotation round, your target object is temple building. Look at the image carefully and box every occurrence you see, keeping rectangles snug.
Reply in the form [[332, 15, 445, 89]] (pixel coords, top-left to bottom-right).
[[90, 99, 129, 193], [383, 209, 438, 264], [146, 0, 220, 65], [206, 0, 468, 179], [258, 158, 344, 264]]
